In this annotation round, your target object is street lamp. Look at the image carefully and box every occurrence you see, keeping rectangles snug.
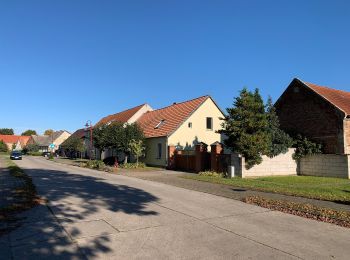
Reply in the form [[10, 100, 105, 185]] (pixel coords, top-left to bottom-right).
[[85, 120, 93, 160]]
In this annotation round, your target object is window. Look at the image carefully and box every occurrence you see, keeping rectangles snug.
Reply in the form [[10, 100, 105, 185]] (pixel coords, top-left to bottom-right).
[[188, 122, 192, 128], [157, 143, 162, 159], [155, 119, 166, 129], [206, 117, 213, 130]]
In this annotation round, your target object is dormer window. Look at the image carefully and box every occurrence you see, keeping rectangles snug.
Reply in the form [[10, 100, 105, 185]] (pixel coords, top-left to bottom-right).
[[155, 119, 166, 129]]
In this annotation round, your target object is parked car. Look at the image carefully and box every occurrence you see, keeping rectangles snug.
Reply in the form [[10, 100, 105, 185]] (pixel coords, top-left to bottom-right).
[[10, 151, 22, 160], [42, 152, 51, 157]]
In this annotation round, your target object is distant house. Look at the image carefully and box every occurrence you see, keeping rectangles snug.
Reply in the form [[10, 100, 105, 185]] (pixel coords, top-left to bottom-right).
[[96, 104, 153, 126], [0, 135, 33, 151], [275, 78, 350, 154], [137, 95, 225, 167], [95, 104, 153, 159], [32, 130, 71, 152]]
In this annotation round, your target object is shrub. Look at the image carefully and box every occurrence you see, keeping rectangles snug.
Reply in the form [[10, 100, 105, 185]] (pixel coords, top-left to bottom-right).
[[198, 171, 226, 178], [119, 162, 146, 169], [27, 151, 42, 156], [85, 160, 105, 170], [0, 140, 8, 152], [292, 134, 322, 159]]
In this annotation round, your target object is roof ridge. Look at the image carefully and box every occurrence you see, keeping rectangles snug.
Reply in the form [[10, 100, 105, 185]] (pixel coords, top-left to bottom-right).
[[103, 103, 146, 118], [146, 95, 209, 113]]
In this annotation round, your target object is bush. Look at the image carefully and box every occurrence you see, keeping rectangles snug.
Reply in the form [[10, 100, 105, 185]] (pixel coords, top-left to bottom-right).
[[27, 151, 42, 156], [119, 162, 146, 169], [48, 153, 54, 160], [0, 140, 8, 152], [103, 156, 118, 166], [198, 171, 226, 178], [292, 134, 322, 159], [85, 160, 105, 170]]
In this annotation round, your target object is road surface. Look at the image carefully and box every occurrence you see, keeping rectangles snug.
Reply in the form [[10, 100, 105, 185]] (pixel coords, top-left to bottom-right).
[[10, 156, 350, 259]]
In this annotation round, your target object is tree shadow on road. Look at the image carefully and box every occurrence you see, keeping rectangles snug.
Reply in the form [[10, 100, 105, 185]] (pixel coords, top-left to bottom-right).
[[7, 167, 159, 259]]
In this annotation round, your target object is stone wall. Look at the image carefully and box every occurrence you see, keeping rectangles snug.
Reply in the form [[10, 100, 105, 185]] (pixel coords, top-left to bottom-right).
[[299, 154, 350, 179], [229, 150, 350, 179], [229, 149, 297, 178]]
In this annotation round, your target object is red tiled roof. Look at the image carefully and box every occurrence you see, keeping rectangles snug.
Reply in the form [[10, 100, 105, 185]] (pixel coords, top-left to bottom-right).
[[96, 104, 146, 125], [0, 135, 31, 146], [301, 80, 350, 115], [137, 96, 209, 138]]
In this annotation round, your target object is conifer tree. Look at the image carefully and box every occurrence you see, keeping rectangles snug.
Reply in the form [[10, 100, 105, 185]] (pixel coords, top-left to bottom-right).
[[220, 88, 269, 168], [266, 97, 293, 157]]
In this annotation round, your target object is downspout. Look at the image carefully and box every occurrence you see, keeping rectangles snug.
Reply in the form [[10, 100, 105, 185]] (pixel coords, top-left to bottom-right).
[[165, 136, 169, 167]]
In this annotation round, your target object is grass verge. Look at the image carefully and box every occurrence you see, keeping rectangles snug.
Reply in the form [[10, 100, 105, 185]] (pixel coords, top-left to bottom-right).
[[0, 158, 41, 233], [182, 175, 350, 203], [244, 196, 350, 228]]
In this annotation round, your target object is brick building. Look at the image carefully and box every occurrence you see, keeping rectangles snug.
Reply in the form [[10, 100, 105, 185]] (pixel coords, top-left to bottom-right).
[[275, 78, 350, 154]]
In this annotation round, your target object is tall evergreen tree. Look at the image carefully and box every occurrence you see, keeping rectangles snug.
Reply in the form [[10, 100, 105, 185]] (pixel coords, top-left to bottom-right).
[[220, 88, 269, 168], [265, 97, 293, 157]]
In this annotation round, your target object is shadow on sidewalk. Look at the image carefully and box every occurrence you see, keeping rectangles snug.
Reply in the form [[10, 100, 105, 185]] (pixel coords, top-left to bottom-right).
[[6, 167, 159, 259]]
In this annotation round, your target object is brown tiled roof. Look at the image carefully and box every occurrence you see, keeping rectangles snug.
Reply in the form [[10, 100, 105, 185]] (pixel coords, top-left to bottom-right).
[[301, 80, 350, 115], [96, 104, 146, 125], [137, 96, 209, 138], [71, 128, 85, 139]]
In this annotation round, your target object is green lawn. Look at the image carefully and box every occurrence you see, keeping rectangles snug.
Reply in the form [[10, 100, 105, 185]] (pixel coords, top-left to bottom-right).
[[182, 175, 350, 202]]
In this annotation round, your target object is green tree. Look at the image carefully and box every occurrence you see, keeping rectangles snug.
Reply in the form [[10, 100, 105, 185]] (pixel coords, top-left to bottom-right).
[[121, 123, 145, 163], [93, 124, 109, 158], [61, 136, 86, 158], [0, 128, 14, 135], [128, 139, 145, 166], [220, 88, 269, 168], [265, 97, 293, 157], [21, 129, 37, 136], [95, 122, 145, 164], [0, 140, 8, 152], [22, 143, 40, 154], [44, 129, 54, 135]]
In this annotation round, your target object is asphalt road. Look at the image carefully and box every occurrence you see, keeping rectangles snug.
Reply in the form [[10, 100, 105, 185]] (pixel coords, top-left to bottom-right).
[[11, 156, 350, 259]]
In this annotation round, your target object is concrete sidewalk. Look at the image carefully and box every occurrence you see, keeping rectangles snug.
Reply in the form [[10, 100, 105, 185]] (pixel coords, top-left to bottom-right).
[[0, 156, 85, 260]]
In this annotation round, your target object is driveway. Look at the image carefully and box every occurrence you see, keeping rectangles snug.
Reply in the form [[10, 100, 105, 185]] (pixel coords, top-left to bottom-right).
[[6, 156, 350, 259]]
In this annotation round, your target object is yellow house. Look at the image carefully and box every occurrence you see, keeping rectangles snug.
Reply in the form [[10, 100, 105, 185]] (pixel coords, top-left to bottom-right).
[[137, 95, 225, 167]]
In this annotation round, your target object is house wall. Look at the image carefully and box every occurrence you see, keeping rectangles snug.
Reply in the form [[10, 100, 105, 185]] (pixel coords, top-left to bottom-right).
[[275, 79, 345, 154], [168, 98, 224, 150], [144, 137, 167, 166], [54, 131, 71, 147], [343, 119, 350, 154], [299, 154, 350, 179]]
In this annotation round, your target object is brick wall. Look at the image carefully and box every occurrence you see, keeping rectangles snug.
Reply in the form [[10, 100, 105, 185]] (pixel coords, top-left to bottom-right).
[[299, 154, 350, 178], [275, 79, 345, 154]]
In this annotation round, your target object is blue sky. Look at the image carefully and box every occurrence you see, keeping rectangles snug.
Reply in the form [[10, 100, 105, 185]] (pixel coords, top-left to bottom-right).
[[1, 0, 350, 134]]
